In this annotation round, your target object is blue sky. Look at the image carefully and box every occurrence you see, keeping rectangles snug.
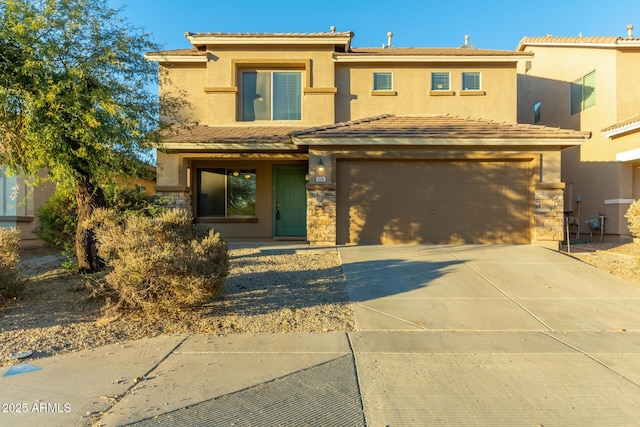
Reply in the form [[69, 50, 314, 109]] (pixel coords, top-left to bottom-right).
[[110, 0, 640, 51]]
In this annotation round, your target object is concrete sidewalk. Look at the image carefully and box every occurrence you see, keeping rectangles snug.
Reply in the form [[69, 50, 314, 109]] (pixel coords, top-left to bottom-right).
[[1, 244, 640, 426]]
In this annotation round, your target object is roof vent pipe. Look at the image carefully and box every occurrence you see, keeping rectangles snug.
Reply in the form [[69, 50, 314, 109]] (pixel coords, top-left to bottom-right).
[[330, 26, 336, 33], [628, 24, 634, 39], [464, 35, 469, 45], [387, 31, 393, 48]]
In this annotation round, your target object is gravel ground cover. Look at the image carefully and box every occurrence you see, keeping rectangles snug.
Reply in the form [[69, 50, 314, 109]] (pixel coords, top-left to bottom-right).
[[562, 241, 640, 285], [2, 241, 639, 367], [0, 245, 355, 367]]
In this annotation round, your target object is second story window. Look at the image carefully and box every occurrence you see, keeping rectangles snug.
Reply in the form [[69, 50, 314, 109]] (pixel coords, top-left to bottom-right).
[[533, 101, 541, 124], [431, 72, 450, 91], [242, 71, 301, 121], [462, 72, 481, 91], [570, 70, 596, 115], [373, 72, 393, 91]]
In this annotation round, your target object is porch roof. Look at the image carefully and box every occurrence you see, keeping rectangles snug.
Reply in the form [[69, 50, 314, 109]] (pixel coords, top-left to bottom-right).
[[159, 125, 304, 151], [159, 115, 591, 150], [291, 114, 591, 143]]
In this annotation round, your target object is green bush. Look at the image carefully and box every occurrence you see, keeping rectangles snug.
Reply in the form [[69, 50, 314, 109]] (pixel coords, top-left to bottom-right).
[[91, 209, 229, 315], [34, 187, 170, 253], [34, 191, 77, 253], [625, 199, 640, 238], [0, 227, 22, 299]]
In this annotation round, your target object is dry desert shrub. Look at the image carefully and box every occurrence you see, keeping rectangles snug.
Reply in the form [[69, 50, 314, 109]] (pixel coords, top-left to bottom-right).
[[625, 200, 640, 239], [91, 209, 229, 316], [0, 227, 21, 298]]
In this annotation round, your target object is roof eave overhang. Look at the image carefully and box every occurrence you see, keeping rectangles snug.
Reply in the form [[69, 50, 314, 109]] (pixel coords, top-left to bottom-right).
[[603, 122, 640, 138], [516, 41, 640, 51], [144, 53, 207, 63], [157, 142, 300, 151], [186, 35, 352, 50], [333, 55, 530, 63], [292, 136, 587, 147]]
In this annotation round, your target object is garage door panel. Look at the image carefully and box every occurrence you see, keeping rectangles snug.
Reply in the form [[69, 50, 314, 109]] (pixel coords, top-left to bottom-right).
[[337, 160, 532, 245]]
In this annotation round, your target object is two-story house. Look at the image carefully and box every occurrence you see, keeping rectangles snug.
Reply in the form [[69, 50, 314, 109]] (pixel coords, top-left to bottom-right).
[[517, 27, 640, 241], [146, 29, 589, 248]]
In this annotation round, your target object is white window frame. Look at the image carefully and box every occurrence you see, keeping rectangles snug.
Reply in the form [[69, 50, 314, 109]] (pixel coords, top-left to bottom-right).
[[461, 72, 481, 91]]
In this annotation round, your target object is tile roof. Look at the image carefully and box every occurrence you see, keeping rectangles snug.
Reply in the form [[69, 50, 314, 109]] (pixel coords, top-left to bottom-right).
[[161, 116, 590, 147], [339, 47, 529, 57], [517, 35, 640, 50], [291, 115, 591, 140], [163, 125, 304, 143], [602, 113, 640, 136], [186, 31, 354, 39], [146, 48, 205, 57]]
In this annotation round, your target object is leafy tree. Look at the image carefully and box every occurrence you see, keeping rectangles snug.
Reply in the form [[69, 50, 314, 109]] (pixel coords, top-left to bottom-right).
[[0, 0, 183, 272]]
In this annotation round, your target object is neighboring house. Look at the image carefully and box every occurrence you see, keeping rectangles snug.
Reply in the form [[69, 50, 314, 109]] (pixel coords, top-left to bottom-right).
[[146, 30, 589, 248], [0, 167, 156, 246], [0, 169, 55, 247], [517, 26, 640, 241]]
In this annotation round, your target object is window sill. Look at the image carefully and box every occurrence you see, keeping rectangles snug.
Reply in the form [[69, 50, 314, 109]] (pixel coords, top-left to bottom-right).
[[429, 90, 455, 96], [460, 90, 486, 96], [0, 215, 33, 223], [371, 90, 397, 96], [196, 217, 259, 224]]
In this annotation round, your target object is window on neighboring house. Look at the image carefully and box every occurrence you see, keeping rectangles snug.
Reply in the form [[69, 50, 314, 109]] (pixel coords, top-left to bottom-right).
[[570, 70, 596, 115], [462, 72, 481, 91], [431, 72, 450, 91], [242, 71, 301, 121], [533, 101, 541, 124], [197, 169, 257, 217], [373, 72, 393, 91]]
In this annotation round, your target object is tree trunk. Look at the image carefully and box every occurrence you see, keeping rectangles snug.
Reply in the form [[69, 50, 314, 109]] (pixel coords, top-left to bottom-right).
[[75, 172, 106, 273]]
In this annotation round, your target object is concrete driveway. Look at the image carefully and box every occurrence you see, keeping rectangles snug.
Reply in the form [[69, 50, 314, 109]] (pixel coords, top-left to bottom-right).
[[339, 244, 640, 426]]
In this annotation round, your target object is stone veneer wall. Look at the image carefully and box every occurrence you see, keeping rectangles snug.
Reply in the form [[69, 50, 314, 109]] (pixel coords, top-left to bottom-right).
[[534, 185, 565, 248], [307, 187, 336, 246], [159, 190, 192, 212]]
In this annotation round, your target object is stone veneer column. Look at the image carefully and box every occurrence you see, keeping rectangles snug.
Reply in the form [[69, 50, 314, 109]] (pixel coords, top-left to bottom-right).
[[156, 187, 192, 212], [306, 185, 336, 246], [534, 183, 565, 249]]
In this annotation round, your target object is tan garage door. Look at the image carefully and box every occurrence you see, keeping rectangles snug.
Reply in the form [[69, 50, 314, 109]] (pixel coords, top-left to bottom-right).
[[337, 160, 532, 244]]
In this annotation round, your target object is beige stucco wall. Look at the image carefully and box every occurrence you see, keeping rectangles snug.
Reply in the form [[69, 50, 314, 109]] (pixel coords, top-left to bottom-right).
[[161, 49, 522, 129], [336, 63, 518, 123], [160, 46, 339, 127], [518, 43, 640, 239], [616, 48, 640, 121], [517, 45, 617, 160], [160, 63, 207, 125]]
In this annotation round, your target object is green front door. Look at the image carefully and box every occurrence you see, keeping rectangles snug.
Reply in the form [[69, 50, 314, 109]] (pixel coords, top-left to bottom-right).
[[274, 166, 307, 237]]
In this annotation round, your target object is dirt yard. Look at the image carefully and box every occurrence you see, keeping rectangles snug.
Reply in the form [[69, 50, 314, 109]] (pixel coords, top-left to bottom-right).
[[0, 245, 355, 367]]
